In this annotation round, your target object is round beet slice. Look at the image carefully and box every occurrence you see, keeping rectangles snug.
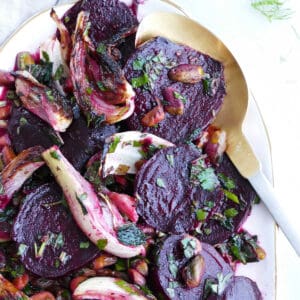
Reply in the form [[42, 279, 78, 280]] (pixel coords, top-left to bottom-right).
[[8, 106, 56, 153], [124, 37, 226, 144], [12, 183, 99, 278], [223, 276, 262, 300], [197, 154, 257, 245], [150, 234, 233, 300], [135, 145, 224, 234], [61, 115, 116, 171], [63, 0, 137, 43]]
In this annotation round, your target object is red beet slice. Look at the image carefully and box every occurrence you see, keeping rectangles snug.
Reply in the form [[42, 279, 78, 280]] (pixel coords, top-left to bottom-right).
[[12, 183, 100, 278], [135, 145, 225, 234], [61, 115, 116, 171], [7, 106, 55, 153], [223, 276, 262, 300], [150, 234, 233, 300], [197, 154, 257, 245], [62, 0, 138, 66], [124, 37, 226, 143]]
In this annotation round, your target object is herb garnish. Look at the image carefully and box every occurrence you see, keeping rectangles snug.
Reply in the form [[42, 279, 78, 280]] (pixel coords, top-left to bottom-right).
[[196, 209, 208, 221], [156, 178, 166, 188], [224, 208, 238, 218], [97, 43, 106, 54], [79, 241, 90, 249], [173, 91, 187, 104], [108, 136, 121, 153], [117, 223, 146, 246], [218, 173, 236, 190], [181, 237, 197, 258], [131, 73, 150, 88], [251, 0, 293, 21], [50, 150, 60, 160], [54, 64, 64, 81], [190, 157, 219, 191], [115, 279, 138, 295], [204, 273, 233, 298], [96, 239, 108, 250], [223, 189, 240, 204], [76, 192, 88, 215]]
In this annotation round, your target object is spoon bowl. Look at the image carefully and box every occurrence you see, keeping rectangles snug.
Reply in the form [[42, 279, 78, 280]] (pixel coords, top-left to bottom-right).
[[135, 12, 300, 255]]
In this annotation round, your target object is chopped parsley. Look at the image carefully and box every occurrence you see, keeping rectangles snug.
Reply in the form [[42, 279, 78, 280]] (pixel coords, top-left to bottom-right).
[[49, 150, 60, 160], [42, 51, 50, 63], [19, 117, 28, 126], [181, 237, 197, 258], [196, 209, 208, 221], [173, 91, 187, 104], [108, 136, 121, 153], [97, 43, 106, 54], [190, 157, 219, 191], [76, 192, 88, 215], [131, 73, 150, 88], [46, 90, 55, 102], [97, 81, 109, 91], [218, 173, 236, 190], [115, 279, 138, 295], [223, 189, 240, 204], [54, 64, 64, 81], [96, 239, 108, 250], [80, 241, 90, 249], [166, 154, 175, 167], [132, 58, 145, 71], [156, 178, 166, 188], [224, 208, 238, 218], [86, 87, 93, 95], [117, 223, 146, 246]]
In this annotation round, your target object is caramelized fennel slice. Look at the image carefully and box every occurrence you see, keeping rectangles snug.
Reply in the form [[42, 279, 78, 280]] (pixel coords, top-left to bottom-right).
[[1, 145, 45, 200], [42, 146, 145, 258], [73, 277, 147, 300], [103, 131, 174, 177]]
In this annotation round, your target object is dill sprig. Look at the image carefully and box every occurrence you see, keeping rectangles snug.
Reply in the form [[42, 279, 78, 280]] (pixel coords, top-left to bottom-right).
[[251, 0, 293, 21]]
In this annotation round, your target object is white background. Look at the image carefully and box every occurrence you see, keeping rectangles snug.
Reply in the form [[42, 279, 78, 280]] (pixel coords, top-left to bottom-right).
[[0, 0, 300, 299]]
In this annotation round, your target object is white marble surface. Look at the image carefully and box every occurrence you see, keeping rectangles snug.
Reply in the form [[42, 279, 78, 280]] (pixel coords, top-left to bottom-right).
[[0, 0, 300, 299]]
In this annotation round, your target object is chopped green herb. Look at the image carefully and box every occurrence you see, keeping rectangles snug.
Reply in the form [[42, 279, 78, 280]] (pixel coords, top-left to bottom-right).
[[181, 237, 197, 258], [96, 239, 108, 250], [156, 178, 166, 188], [132, 58, 145, 71], [97, 81, 108, 91], [76, 193, 88, 215], [203, 228, 212, 235], [115, 258, 127, 271], [97, 43, 106, 54], [223, 189, 240, 204], [50, 150, 60, 160], [190, 157, 219, 191], [218, 173, 236, 190], [167, 254, 178, 277], [166, 154, 175, 167], [46, 90, 55, 102], [117, 223, 146, 246], [19, 117, 28, 126], [133, 140, 142, 147], [64, 15, 70, 23], [108, 136, 121, 153], [79, 241, 90, 249], [54, 259, 60, 268], [6, 90, 17, 100], [42, 51, 50, 63], [17, 244, 28, 256], [203, 78, 212, 94], [115, 279, 138, 295], [196, 209, 208, 221], [54, 232, 64, 249], [27, 62, 53, 84], [224, 208, 238, 218], [131, 73, 150, 88], [54, 64, 64, 81], [86, 87, 93, 95], [173, 91, 187, 104], [254, 195, 261, 204]]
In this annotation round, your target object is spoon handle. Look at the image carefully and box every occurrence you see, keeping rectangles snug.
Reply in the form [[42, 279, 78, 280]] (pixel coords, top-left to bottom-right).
[[250, 170, 300, 256]]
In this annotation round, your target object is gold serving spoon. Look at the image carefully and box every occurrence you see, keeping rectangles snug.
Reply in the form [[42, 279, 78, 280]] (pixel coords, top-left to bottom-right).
[[135, 12, 300, 256]]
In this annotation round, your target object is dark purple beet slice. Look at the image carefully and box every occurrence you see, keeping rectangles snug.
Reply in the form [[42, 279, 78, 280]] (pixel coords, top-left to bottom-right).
[[135, 145, 224, 234], [222, 276, 262, 300], [7, 106, 55, 153], [12, 183, 99, 278], [61, 115, 116, 171], [150, 234, 233, 300], [62, 0, 138, 66], [197, 154, 257, 245], [124, 37, 226, 144]]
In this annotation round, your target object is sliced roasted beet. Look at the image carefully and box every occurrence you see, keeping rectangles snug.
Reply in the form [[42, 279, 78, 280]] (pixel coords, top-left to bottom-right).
[[150, 235, 233, 300], [197, 154, 257, 245], [61, 115, 116, 171], [62, 0, 138, 66], [135, 145, 224, 234], [222, 276, 262, 300], [7, 106, 56, 153], [124, 37, 226, 144], [12, 183, 99, 278]]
